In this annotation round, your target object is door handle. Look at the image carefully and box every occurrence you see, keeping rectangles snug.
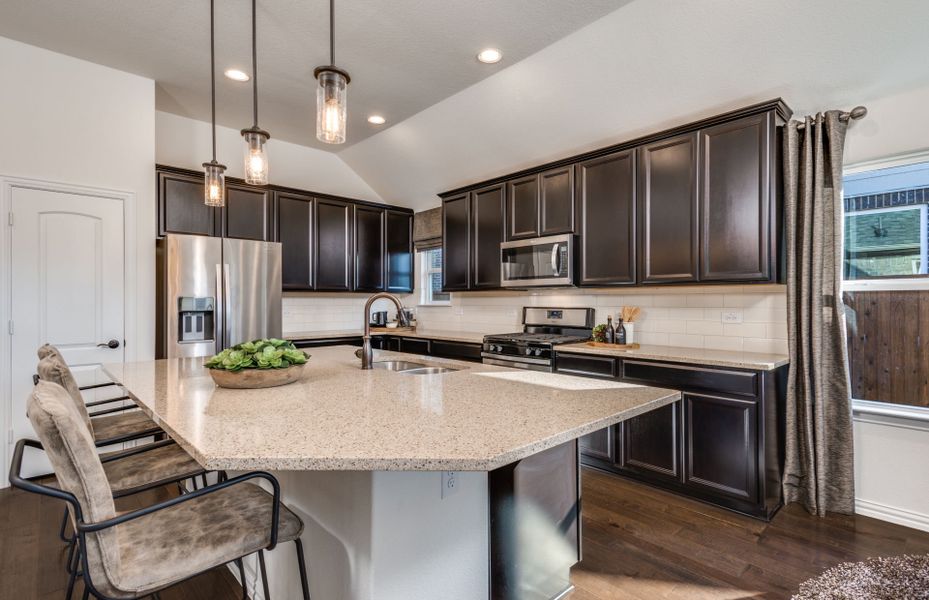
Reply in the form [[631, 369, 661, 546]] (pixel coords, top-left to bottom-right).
[[551, 244, 560, 274], [97, 339, 120, 349]]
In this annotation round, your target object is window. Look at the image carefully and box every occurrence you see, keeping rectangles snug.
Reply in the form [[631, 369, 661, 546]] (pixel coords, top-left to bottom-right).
[[419, 248, 450, 305], [842, 156, 929, 414]]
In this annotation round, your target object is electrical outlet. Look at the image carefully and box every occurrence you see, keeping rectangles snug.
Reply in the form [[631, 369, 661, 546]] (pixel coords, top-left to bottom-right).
[[721, 311, 743, 324], [441, 471, 459, 499]]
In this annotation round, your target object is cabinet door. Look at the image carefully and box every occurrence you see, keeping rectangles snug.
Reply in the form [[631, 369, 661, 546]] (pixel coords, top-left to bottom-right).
[[398, 337, 430, 355], [442, 193, 471, 291], [684, 392, 758, 502], [577, 150, 636, 285], [540, 166, 575, 236], [699, 112, 773, 281], [354, 205, 385, 292], [158, 170, 216, 237], [618, 400, 682, 483], [506, 174, 539, 240], [579, 426, 615, 463], [223, 184, 272, 240], [385, 211, 414, 293], [315, 199, 353, 291], [276, 192, 314, 290], [472, 183, 506, 289], [638, 133, 699, 283]]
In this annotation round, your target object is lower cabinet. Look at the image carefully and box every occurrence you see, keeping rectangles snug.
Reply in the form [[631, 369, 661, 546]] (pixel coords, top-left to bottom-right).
[[293, 336, 483, 363], [557, 351, 784, 519]]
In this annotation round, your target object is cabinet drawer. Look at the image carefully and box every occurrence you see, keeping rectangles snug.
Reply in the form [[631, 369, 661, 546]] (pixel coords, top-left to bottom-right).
[[398, 337, 431, 355], [622, 360, 758, 397], [554, 353, 618, 379], [430, 340, 482, 362]]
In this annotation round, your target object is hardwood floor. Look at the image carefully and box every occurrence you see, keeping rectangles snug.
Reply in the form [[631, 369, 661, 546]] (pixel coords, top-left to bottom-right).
[[2, 467, 928, 599]]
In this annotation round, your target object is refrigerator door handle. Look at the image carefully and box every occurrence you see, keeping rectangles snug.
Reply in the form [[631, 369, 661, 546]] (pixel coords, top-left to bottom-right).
[[223, 263, 232, 349], [215, 263, 224, 351]]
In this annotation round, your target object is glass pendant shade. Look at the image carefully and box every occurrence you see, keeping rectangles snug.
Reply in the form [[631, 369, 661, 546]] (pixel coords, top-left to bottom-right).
[[242, 129, 270, 185], [315, 69, 348, 144], [203, 161, 227, 207]]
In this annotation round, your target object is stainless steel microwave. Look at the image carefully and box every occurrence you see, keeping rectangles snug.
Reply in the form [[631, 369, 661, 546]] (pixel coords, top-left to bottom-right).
[[500, 234, 575, 288]]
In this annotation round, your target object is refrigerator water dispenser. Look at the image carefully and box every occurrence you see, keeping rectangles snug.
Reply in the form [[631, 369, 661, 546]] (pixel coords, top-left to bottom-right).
[[178, 297, 215, 343]]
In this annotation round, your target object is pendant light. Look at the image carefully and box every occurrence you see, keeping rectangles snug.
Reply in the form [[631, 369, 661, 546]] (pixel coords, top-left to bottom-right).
[[241, 0, 270, 185], [314, 0, 350, 144], [203, 0, 226, 207]]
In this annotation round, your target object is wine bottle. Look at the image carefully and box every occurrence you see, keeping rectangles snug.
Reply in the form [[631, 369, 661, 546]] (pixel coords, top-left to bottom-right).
[[605, 315, 615, 344], [616, 317, 627, 345]]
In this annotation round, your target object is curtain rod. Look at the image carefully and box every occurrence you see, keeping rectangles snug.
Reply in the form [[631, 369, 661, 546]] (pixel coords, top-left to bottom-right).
[[794, 106, 867, 129]]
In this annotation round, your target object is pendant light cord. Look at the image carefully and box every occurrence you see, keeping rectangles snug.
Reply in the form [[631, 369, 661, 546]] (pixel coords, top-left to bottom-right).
[[329, 0, 335, 66], [210, 0, 217, 161], [251, 0, 259, 127]]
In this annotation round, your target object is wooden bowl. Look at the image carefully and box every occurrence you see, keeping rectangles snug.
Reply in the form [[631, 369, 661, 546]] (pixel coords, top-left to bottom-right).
[[208, 355, 310, 389]]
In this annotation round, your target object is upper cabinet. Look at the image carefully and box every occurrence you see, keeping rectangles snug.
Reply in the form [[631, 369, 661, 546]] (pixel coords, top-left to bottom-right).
[[276, 191, 314, 290], [577, 149, 636, 286], [472, 183, 506, 289], [438, 99, 788, 290], [385, 210, 414, 293], [354, 205, 385, 292], [315, 199, 354, 291], [637, 133, 699, 284], [442, 193, 471, 291], [699, 112, 774, 281], [158, 170, 217, 237]]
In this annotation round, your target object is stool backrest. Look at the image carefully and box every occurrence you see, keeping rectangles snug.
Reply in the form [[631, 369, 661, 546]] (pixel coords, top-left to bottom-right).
[[36, 355, 94, 435], [27, 380, 120, 577]]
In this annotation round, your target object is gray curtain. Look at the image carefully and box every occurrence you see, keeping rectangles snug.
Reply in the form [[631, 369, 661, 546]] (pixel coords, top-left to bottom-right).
[[782, 111, 855, 516], [413, 207, 442, 250]]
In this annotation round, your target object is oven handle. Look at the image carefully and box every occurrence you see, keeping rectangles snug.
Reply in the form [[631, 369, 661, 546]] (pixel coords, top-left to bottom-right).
[[481, 355, 552, 372], [551, 244, 559, 273], [481, 352, 550, 366]]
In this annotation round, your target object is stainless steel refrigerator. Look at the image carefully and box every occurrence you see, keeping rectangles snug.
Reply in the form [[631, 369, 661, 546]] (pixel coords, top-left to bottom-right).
[[156, 234, 282, 359]]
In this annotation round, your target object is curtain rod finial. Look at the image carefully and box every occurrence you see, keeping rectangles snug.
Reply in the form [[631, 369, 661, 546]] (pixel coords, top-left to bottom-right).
[[848, 106, 868, 120]]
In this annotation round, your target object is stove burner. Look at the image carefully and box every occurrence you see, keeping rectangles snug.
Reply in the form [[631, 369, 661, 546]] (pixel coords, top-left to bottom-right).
[[483, 332, 589, 345]]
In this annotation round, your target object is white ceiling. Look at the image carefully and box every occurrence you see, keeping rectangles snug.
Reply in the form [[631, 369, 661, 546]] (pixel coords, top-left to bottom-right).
[[339, 0, 929, 210], [0, 0, 624, 150]]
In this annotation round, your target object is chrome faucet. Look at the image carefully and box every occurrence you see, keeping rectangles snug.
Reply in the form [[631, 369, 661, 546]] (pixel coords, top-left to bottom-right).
[[360, 292, 408, 369]]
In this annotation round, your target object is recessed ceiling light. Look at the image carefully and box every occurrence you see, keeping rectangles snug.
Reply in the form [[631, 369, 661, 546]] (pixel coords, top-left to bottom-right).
[[224, 68, 250, 82], [477, 48, 502, 64], [367, 115, 386, 125]]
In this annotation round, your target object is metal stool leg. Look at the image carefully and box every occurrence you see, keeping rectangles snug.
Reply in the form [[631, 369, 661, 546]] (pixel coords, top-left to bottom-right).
[[234, 558, 247, 600], [258, 550, 271, 600], [295, 538, 311, 600], [59, 507, 70, 542]]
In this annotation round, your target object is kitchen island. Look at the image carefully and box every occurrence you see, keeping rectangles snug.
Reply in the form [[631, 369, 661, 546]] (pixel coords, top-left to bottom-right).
[[104, 346, 678, 600]]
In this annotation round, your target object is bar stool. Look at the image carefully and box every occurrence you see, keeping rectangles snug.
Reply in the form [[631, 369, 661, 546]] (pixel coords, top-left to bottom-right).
[[10, 381, 310, 600]]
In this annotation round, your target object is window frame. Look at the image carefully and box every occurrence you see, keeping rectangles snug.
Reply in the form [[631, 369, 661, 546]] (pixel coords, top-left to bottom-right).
[[842, 151, 929, 418], [418, 248, 451, 307], [842, 203, 928, 288]]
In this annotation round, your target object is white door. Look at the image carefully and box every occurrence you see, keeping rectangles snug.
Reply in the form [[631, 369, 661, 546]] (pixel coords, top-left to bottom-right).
[[8, 185, 126, 475]]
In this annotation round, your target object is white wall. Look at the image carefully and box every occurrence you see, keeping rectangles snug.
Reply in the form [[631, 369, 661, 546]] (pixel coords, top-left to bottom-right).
[[0, 36, 156, 356], [156, 111, 385, 204]]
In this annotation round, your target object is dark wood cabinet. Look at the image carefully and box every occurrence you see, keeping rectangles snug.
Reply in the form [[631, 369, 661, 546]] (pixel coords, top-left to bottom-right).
[[385, 211, 413, 293], [223, 184, 272, 240], [472, 183, 506, 289], [637, 133, 699, 283], [158, 170, 217, 237], [540, 165, 575, 236], [398, 337, 430, 355], [429, 340, 482, 362], [699, 112, 774, 281], [354, 205, 385, 292], [506, 174, 539, 240], [276, 191, 314, 290], [442, 193, 471, 291], [618, 400, 682, 483], [578, 427, 615, 463], [315, 199, 353, 291], [684, 392, 758, 502], [577, 149, 636, 286]]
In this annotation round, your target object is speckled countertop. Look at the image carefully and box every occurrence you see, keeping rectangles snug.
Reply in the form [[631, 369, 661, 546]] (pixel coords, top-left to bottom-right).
[[556, 342, 789, 371], [103, 346, 678, 472], [284, 328, 487, 344]]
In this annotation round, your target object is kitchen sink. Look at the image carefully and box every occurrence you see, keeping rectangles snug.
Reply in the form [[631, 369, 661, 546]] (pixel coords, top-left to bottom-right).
[[371, 361, 461, 375]]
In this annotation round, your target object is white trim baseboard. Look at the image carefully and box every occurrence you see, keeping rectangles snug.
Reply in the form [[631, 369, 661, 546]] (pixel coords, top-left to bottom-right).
[[856, 498, 929, 533]]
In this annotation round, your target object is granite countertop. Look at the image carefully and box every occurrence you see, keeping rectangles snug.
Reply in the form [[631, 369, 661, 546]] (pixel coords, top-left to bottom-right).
[[556, 342, 789, 371], [103, 346, 678, 472], [284, 328, 487, 344]]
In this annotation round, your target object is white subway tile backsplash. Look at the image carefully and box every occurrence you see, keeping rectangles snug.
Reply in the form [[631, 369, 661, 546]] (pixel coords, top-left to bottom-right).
[[282, 285, 788, 355]]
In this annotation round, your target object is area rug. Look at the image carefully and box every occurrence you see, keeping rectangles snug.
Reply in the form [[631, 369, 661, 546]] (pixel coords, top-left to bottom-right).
[[793, 554, 929, 599]]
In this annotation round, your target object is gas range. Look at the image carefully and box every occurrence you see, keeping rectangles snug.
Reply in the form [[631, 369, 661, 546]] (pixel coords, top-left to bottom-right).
[[482, 307, 593, 372]]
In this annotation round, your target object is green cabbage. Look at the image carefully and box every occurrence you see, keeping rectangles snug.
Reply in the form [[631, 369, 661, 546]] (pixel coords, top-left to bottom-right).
[[204, 338, 309, 371]]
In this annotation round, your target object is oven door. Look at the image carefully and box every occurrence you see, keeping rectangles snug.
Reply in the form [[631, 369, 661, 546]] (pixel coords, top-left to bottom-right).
[[500, 234, 574, 288]]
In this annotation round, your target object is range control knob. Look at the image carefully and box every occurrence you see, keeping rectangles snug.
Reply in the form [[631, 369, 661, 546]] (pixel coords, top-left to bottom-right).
[[525, 347, 533, 356], [534, 348, 543, 356]]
